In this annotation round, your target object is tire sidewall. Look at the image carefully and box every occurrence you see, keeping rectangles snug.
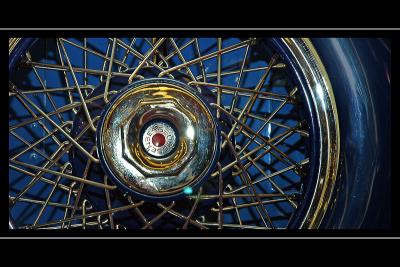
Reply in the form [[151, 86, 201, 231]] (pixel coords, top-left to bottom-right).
[[312, 38, 391, 229]]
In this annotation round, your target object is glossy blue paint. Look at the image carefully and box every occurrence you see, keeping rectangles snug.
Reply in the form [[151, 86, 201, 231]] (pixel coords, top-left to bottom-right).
[[312, 38, 391, 229]]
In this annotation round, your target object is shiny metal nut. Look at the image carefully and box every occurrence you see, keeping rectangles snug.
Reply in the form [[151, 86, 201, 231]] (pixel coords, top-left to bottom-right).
[[119, 98, 197, 177], [97, 78, 221, 200]]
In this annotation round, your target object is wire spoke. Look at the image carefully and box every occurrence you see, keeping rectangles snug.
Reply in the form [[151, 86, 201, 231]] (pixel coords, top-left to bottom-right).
[[221, 53, 279, 149], [159, 39, 254, 77], [222, 132, 275, 229], [128, 38, 166, 83], [33, 163, 70, 226], [182, 187, 203, 229], [58, 38, 97, 132], [9, 37, 313, 230], [104, 38, 117, 103], [29, 202, 145, 229], [59, 38, 129, 69]]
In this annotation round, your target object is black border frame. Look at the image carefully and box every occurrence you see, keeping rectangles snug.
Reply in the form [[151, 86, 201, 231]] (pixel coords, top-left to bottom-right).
[[2, 29, 398, 238]]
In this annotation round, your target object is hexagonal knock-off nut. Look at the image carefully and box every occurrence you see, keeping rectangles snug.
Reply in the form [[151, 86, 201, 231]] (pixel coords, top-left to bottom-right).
[[96, 78, 221, 201], [119, 98, 197, 177]]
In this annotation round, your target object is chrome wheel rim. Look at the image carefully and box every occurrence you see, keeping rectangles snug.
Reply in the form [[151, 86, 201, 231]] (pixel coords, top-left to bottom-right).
[[9, 37, 339, 229]]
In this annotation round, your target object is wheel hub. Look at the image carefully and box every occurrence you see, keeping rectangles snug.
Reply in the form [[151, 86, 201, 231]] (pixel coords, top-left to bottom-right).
[[141, 119, 178, 158], [96, 78, 221, 201]]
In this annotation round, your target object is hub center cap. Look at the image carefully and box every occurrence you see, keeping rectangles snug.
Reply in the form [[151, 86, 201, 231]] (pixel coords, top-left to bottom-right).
[[141, 120, 178, 158], [96, 78, 221, 201]]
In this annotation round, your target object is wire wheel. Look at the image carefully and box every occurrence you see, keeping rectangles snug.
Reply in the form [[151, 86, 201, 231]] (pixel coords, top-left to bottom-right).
[[9, 37, 340, 229]]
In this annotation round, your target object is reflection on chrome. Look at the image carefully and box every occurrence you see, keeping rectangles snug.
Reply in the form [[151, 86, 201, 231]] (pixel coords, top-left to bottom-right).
[[97, 80, 220, 199], [9, 37, 341, 229]]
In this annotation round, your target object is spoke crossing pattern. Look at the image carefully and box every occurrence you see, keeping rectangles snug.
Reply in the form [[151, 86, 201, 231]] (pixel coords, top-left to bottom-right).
[[9, 38, 312, 229]]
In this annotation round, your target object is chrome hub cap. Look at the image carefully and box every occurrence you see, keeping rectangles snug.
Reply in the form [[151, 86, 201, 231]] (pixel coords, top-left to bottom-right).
[[141, 120, 177, 158], [96, 78, 221, 201]]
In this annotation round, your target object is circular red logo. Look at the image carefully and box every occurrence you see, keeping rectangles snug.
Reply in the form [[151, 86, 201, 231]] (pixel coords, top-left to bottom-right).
[[142, 121, 177, 157], [152, 133, 166, 147]]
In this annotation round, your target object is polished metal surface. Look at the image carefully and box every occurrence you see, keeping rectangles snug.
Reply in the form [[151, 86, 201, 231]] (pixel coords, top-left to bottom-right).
[[281, 39, 340, 228], [9, 38, 21, 55], [141, 120, 177, 157], [97, 79, 219, 197], [9, 37, 340, 229]]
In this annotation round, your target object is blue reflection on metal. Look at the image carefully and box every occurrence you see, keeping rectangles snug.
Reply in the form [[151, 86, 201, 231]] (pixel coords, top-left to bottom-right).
[[312, 38, 391, 229], [183, 187, 193, 195]]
